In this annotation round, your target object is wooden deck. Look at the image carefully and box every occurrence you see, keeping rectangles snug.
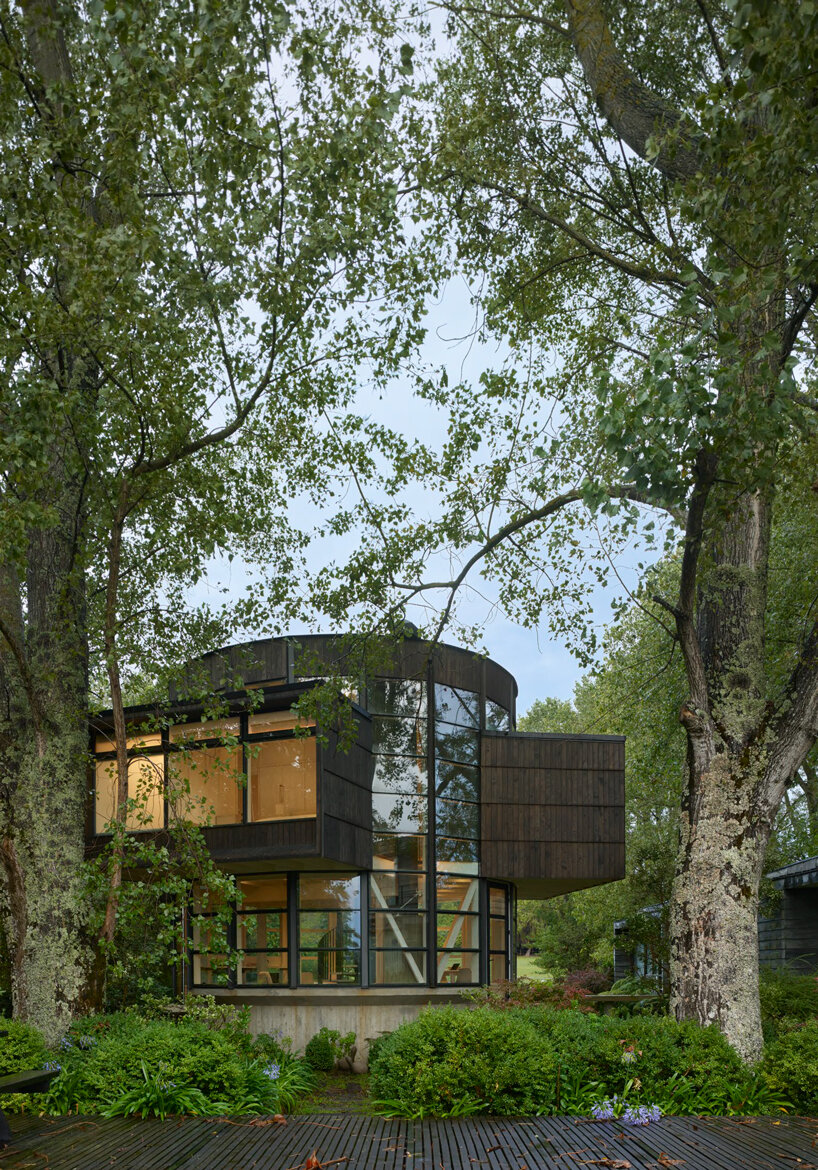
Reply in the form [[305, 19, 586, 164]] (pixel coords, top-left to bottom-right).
[[1, 1111, 816, 1169]]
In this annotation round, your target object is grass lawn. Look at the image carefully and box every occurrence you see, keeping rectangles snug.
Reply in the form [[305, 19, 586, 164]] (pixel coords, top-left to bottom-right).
[[516, 955, 550, 980]]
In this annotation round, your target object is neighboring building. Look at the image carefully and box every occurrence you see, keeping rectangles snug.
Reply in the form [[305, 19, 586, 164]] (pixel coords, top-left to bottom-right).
[[614, 855, 818, 986], [759, 857, 818, 972], [89, 633, 625, 1053]]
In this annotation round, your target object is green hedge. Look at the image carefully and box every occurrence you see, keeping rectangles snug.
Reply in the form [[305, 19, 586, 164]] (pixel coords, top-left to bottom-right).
[[370, 1005, 786, 1118]]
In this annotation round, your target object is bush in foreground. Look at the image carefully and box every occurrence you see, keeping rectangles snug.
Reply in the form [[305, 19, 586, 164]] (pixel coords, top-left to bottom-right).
[[369, 1005, 556, 1117], [370, 1005, 789, 1118]]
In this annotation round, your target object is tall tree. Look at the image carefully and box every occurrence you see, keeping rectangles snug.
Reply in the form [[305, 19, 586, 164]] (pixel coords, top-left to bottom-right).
[[0, 0, 419, 1040], [313, 0, 818, 1059]]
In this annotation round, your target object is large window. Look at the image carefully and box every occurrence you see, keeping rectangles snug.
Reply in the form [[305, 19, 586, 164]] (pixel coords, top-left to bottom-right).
[[94, 732, 164, 833], [169, 719, 243, 826], [236, 876, 288, 986], [369, 679, 429, 985], [436, 875, 479, 985], [247, 712, 317, 822], [298, 875, 361, 985]]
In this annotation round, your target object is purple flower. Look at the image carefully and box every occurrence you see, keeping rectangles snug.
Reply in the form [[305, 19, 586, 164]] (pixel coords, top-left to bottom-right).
[[264, 1063, 281, 1080], [59, 1036, 74, 1051], [590, 1097, 618, 1121], [622, 1104, 663, 1126], [43, 1060, 61, 1073]]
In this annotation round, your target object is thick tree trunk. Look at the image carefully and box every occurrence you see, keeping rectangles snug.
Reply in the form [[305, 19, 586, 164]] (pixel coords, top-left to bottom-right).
[[669, 749, 771, 1061], [0, 461, 90, 1042], [668, 482, 779, 1061]]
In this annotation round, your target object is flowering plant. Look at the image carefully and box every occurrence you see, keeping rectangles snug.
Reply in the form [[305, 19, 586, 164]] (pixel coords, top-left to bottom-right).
[[590, 1095, 662, 1125]]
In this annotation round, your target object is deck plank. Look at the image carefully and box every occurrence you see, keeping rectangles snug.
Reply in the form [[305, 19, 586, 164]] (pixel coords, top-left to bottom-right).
[[2, 1113, 818, 1169]]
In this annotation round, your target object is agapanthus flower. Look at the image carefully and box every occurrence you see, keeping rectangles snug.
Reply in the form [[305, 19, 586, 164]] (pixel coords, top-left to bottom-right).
[[59, 1036, 74, 1051], [264, 1063, 281, 1080], [622, 1104, 662, 1126], [590, 1097, 618, 1121], [43, 1060, 61, 1073]]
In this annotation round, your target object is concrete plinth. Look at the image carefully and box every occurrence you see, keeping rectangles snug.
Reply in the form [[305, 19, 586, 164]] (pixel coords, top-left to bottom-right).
[[199, 987, 467, 1066]]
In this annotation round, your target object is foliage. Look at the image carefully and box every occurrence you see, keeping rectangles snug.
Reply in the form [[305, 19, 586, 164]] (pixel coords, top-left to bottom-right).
[[759, 969, 818, 1042], [463, 978, 593, 1012], [762, 1022, 818, 1115], [0, 0, 429, 1036], [304, 1027, 356, 1072], [368, 1006, 788, 1118], [0, 1017, 49, 1113], [100, 1061, 214, 1120], [368, 1006, 556, 1117], [37, 1015, 311, 1116], [563, 969, 612, 995]]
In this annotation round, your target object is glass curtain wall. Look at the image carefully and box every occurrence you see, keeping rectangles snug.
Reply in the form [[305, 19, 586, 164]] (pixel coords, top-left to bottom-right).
[[434, 684, 481, 985], [369, 679, 428, 984]]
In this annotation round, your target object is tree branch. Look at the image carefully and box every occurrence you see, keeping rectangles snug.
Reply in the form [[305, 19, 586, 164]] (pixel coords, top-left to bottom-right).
[[562, 0, 704, 181]]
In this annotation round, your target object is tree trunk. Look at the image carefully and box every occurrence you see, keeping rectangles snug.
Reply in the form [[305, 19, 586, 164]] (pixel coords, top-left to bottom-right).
[[0, 513, 89, 1044], [667, 472, 783, 1060], [669, 748, 771, 1061]]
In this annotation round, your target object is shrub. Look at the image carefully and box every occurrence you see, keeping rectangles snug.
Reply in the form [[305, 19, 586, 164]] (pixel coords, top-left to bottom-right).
[[763, 1021, 818, 1113], [43, 1019, 268, 1115], [0, 1017, 49, 1077], [464, 977, 592, 1012], [368, 1005, 556, 1117], [562, 969, 612, 994], [760, 968, 818, 1039], [304, 1027, 356, 1071], [0, 1017, 49, 1113]]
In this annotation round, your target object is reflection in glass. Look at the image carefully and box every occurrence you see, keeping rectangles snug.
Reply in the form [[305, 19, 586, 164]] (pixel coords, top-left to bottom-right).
[[437, 912, 480, 951], [373, 753, 427, 796], [372, 833, 427, 871], [369, 911, 426, 949], [435, 760, 479, 802], [169, 745, 243, 825], [370, 949, 426, 985], [435, 838, 479, 868], [238, 875, 288, 910], [485, 700, 511, 732], [368, 679, 426, 719], [373, 792, 427, 834], [436, 951, 478, 984], [237, 953, 288, 985], [435, 798, 479, 840], [298, 875, 361, 984], [248, 737, 316, 821], [434, 723, 479, 765], [489, 886, 506, 916], [248, 710, 314, 735], [490, 954, 508, 983], [169, 718, 240, 742], [434, 684, 479, 728], [436, 876, 479, 912], [192, 953, 230, 986], [299, 950, 360, 985], [95, 731, 162, 752], [237, 912, 286, 950], [490, 918, 506, 950], [370, 871, 426, 909], [95, 755, 165, 832], [373, 718, 427, 759]]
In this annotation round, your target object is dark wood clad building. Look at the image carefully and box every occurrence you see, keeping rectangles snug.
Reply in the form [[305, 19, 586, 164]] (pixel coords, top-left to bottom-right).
[[89, 633, 625, 1048]]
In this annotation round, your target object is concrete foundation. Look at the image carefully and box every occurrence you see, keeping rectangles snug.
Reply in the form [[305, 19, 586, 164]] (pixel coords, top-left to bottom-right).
[[199, 987, 467, 1068]]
